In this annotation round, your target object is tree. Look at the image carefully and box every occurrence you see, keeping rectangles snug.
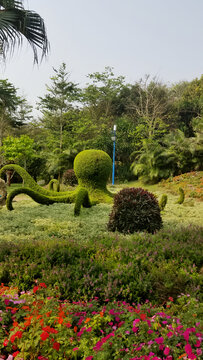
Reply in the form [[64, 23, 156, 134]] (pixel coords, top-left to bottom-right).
[[1, 134, 35, 169], [174, 76, 203, 137], [0, 78, 20, 147], [37, 63, 80, 177], [0, 0, 49, 63], [126, 75, 170, 141], [83, 66, 125, 125]]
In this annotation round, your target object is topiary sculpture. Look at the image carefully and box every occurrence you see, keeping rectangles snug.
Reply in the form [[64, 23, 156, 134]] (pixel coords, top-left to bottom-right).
[[0, 179, 7, 207], [159, 194, 168, 211], [176, 187, 185, 204], [48, 179, 60, 192], [108, 187, 163, 234], [74, 149, 113, 203], [0, 164, 91, 215], [0, 149, 114, 213]]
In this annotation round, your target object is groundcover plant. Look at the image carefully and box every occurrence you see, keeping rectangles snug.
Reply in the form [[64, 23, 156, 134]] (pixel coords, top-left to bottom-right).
[[0, 284, 202, 360]]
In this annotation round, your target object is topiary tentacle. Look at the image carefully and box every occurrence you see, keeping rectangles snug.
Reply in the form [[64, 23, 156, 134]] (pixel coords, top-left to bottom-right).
[[74, 187, 92, 216], [6, 187, 78, 211]]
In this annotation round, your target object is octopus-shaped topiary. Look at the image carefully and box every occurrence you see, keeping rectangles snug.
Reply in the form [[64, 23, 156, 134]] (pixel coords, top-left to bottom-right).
[[0, 149, 114, 214]]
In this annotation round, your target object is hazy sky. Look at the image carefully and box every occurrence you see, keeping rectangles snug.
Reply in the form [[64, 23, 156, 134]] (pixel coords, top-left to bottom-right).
[[0, 0, 203, 115]]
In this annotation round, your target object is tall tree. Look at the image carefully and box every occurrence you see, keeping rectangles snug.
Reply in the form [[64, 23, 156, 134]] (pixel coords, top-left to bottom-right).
[[0, 0, 49, 63], [126, 75, 170, 141], [0, 78, 20, 146], [38, 63, 80, 177]]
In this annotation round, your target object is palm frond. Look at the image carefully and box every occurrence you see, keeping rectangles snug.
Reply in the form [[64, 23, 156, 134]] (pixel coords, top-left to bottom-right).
[[0, 2, 49, 63]]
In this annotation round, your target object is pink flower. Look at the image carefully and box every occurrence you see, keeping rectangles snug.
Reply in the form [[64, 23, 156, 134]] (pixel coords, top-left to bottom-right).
[[73, 347, 79, 351], [155, 337, 164, 344], [164, 347, 170, 355], [86, 357, 94, 360]]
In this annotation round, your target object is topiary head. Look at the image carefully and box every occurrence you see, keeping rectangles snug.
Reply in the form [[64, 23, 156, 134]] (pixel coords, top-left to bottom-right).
[[108, 187, 163, 234], [74, 149, 112, 189]]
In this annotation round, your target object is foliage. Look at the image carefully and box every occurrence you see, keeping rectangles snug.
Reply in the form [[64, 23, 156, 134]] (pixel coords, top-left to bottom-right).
[[62, 169, 78, 186], [160, 171, 203, 200], [1, 135, 35, 169], [48, 179, 60, 192], [0, 0, 49, 63], [0, 180, 202, 303], [108, 187, 162, 234], [0, 285, 202, 360], [37, 63, 80, 177], [0, 79, 23, 148], [159, 194, 168, 210], [74, 149, 113, 203], [176, 187, 185, 205]]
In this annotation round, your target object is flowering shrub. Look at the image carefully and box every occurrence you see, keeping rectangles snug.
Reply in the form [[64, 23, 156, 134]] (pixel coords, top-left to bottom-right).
[[0, 284, 202, 360]]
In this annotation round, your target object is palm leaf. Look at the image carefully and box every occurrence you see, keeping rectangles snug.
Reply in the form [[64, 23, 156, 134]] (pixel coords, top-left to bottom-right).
[[0, 1, 49, 63]]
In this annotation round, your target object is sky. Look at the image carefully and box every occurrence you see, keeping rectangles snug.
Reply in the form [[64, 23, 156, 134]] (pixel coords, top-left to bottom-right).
[[0, 0, 203, 116]]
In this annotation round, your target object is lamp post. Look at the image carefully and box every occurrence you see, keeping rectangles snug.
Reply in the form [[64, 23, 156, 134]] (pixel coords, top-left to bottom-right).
[[111, 124, 117, 185]]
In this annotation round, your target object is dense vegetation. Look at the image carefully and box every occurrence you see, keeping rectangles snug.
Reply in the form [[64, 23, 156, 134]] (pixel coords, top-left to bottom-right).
[[0, 178, 202, 359], [0, 66, 202, 183], [0, 62, 202, 359]]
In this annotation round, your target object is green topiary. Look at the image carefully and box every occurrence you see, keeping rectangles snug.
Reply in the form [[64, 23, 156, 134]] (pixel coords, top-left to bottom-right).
[[62, 169, 78, 186], [6, 186, 91, 215], [48, 179, 60, 192], [0, 178, 7, 206], [159, 194, 168, 211], [176, 187, 185, 204], [74, 149, 113, 203], [108, 187, 163, 234]]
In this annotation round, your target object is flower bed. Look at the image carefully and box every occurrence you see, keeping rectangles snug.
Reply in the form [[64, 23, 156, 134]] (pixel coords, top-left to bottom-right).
[[0, 285, 202, 360]]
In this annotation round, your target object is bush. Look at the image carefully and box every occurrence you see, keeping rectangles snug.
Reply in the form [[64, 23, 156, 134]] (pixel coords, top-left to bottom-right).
[[176, 187, 185, 204], [108, 187, 163, 234], [62, 169, 78, 186], [159, 194, 168, 210]]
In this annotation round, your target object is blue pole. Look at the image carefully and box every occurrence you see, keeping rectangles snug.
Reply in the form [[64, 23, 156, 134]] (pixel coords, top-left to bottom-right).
[[112, 129, 116, 185]]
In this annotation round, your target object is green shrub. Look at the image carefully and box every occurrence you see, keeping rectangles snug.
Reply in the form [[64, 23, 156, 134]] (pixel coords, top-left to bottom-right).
[[62, 169, 78, 186], [108, 187, 163, 234], [48, 178, 60, 192], [176, 187, 185, 204], [159, 194, 168, 210]]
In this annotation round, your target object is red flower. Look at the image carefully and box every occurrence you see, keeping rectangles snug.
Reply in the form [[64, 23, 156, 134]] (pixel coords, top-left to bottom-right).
[[40, 331, 49, 341], [39, 282, 47, 288], [53, 341, 60, 351], [13, 351, 20, 358], [33, 286, 39, 293], [140, 313, 146, 321], [3, 338, 9, 347]]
